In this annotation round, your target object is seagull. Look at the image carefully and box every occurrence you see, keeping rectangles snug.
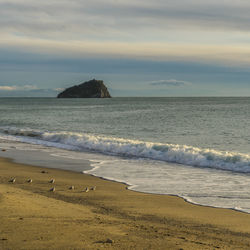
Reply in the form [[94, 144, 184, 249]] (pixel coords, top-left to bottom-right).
[[49, 179, 55, 184], [9, 178, 16, 183], [50, 187, 55, 192], [27, 179, 32, 183], [83, 187, 89, 193], [90, 186, 96, 191], [69, 185, 74, 190]]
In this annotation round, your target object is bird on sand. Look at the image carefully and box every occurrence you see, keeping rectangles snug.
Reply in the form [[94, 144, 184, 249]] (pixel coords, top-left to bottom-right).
[[27, 179, 32, 183], [83, 187, 89, 193], [49, 179, 55, 184], [50, 187, 55, 192], [90, 186, 96, 191], [69, 185, 74, 190], [9, 178, 16, 183]]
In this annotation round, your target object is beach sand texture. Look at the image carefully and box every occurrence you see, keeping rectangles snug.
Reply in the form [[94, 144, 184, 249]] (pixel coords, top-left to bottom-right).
[[1, 157, 250, 249]]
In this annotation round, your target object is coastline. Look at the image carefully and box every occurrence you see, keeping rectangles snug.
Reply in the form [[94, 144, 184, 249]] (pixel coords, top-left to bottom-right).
[[3, 146, 248, 215], [1, 156, 250, 249], [86, 165, 250, 215], [2, 126, 250, 214]]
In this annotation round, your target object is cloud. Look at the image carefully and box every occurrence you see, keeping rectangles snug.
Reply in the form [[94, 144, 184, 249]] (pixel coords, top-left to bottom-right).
[[0, 86, 16, 90], [1, 1, 250, 68], [150, 79, 191, 87], [2, 36, 250, 67], [0, 84, 63, 97], [54, 88, 65, 92], [0, 84, 38, 91], [1, 0, 250, 41]]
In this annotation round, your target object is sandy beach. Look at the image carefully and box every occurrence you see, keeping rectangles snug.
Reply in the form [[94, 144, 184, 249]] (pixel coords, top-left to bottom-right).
[[1, 157, 250, 249]]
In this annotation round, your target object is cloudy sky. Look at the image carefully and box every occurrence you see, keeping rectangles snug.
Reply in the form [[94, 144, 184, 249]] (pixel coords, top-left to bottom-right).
[[1, 0, 250, 96]]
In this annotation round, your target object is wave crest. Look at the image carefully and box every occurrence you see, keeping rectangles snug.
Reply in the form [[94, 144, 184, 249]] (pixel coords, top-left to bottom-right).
[[0, 126, 250, 172]]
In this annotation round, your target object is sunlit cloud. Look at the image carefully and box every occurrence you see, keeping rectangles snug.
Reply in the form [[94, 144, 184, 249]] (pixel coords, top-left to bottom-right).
[[54, 88, 65, 92], [1, 0, 250, 67], [1, 35, 250, 67], [0, 84, 62, 94], [0, 84, 38, 91], [150, 79, 191, 87], [1, 0, 250, 39], [0, 86, 16, 90]]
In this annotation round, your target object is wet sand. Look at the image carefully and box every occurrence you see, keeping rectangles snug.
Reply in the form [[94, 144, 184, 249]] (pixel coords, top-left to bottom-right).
[[1, 157, 250, 249]]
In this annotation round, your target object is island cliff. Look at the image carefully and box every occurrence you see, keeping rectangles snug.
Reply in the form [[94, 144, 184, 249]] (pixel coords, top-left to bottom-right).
[[57, 79, 111, 98]]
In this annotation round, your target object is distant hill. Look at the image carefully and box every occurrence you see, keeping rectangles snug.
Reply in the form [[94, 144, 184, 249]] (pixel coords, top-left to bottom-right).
[[57, 79, 111, 98]]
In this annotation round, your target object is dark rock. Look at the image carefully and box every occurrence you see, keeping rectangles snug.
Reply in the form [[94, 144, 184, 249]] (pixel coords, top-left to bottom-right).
[[95, 238, 114, 244], [57, 79, 111, 98], [105, 238, 114, 244]]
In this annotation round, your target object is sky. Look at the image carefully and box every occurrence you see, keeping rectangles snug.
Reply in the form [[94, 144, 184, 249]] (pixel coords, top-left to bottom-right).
[[1, 0, 250, 97]]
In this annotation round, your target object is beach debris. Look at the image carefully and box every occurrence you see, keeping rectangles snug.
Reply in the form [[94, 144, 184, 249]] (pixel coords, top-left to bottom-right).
[[9, 178, 16, 183], [50, 187, 55, 192], [83, 187, 89, 193], [105, 238, 114, 244], [41, 170, 48, 174], [96, 238, 114, 244], [90, 186, 96, 191], [49, 179, 55, 184], [27, 179, 32, 183], [69, 185, 74, 190]]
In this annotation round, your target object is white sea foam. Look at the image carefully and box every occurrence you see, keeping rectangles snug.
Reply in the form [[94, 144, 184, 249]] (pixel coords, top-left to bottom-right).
[[86, 158, 250, 213], [0, 126, 250, 173]]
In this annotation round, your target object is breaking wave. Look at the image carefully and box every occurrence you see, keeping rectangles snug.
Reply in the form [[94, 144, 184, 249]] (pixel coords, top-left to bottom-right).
[[1, 126, 250, 173]]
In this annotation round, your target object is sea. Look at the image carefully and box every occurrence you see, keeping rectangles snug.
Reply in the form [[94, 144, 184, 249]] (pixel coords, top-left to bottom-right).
[[0, 97, 250, 212]]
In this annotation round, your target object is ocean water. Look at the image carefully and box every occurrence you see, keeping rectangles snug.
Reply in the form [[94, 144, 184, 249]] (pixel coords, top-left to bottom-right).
[[0, 97, 250, 212]]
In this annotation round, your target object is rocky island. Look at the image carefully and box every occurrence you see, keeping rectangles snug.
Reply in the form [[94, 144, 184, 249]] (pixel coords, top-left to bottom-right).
[[57, 79, 111, 98]]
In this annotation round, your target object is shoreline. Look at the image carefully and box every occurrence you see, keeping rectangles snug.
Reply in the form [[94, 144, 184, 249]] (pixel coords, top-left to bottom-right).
[[1, 156, 250, 249], [1, 145, 250, 215], [2, 148, 250, 214], [88, 171, 250, 215], [85, 161, 250, 215], [2, 134, 250, 215]]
